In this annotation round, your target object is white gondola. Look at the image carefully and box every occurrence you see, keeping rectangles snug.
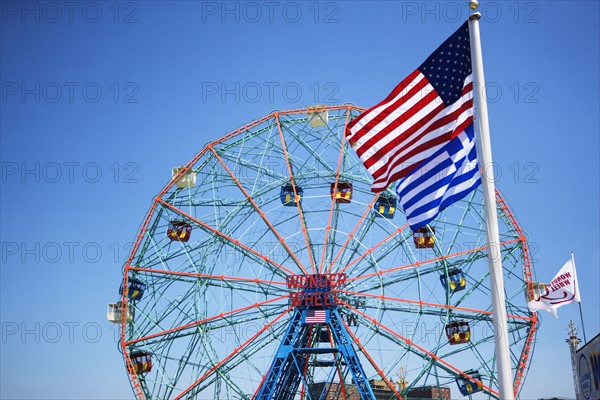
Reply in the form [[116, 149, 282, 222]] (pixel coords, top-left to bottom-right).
[[172, 166, 197, 188], [307, 106, 328, 127], [107, 301, 135, 323]]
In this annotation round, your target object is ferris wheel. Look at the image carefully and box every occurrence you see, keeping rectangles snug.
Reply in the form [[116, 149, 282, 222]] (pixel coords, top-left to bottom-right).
[[108, 105, 537, 400]]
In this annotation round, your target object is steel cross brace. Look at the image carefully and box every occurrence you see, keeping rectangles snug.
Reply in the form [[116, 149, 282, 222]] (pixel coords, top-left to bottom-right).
[[255, 307, 376, 400]]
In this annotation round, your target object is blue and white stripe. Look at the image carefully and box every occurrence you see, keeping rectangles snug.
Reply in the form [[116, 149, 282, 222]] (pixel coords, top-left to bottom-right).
[[396, 124, 481, 230]]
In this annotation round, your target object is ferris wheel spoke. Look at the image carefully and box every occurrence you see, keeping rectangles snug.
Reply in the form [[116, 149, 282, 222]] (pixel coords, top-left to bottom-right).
[[174, 306, 293, 400], [344, 228, 414, 288], [135, 218, 222, 275], [339, 300, 499, 397], [325, 196, 378, 275], [347, 309, 432, 379], [441, 190, 480, 252], [447, 246, 526, 312], [323, 210, 342, 276], [158, 199, 295, 277], [133, 307, 288, 359], [351, 251, 486, 299], [470, 339, 498, 388], [278, 119, 336, 177], [340, 318, 402, 399], [317, 110, 352, 274], [336, 225, 408, 276], [128, 267, 288, 295], [209, 146, 308, 275], [432, 321, 531, 392], [133, 205, 170, 266], [194, 321, 289, 398], [147, 330, 206, 398], [126, 294, 289, 347], [337, 289, 534, 324], [349, 238, 521, 286], [217, 150, 285, 188], [275, 113, 318, 274], [330, 215, 379, 278], [131, 301, 285, 350]]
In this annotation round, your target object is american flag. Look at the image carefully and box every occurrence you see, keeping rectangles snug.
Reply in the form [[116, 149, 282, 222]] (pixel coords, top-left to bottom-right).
[[305, 309, 327, 324], [346, 21, 473, 193]]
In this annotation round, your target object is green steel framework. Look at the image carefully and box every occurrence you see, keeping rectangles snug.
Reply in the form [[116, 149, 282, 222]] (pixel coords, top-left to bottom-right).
[[117, 105, 538, 399]]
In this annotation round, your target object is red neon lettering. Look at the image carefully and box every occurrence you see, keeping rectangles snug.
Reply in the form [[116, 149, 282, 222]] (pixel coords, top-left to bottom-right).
[[286, 273, 348, 289], [288, 291, 340, 306]]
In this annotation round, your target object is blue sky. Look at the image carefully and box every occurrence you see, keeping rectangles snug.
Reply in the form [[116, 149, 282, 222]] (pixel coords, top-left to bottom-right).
[[1, 1, 598, 399]]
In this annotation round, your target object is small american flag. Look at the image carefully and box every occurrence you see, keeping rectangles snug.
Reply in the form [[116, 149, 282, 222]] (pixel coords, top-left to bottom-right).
[[346, 21, 473, 193], [305, 309, 327, 324]]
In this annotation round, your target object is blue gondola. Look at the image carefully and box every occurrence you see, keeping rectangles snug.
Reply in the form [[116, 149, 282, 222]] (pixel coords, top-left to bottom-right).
[[440, 268, 467, 294], [455, 369, 483, 395], [280, 184, 303, 206], [374, 194, 396, 219], [120, 278, 146, 301]]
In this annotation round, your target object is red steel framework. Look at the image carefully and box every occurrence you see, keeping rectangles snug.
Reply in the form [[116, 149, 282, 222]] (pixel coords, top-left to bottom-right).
[[495, 189, 538, 396]]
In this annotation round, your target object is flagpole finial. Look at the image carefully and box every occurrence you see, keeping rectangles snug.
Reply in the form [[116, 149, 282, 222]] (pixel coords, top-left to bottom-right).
[[469, 1, 479, 11], [469, 12, 481, 21]]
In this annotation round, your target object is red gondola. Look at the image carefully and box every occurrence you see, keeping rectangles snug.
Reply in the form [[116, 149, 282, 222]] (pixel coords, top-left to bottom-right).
[[167, 220, 192, 242], [330, 182, 352, 204], [130, 351, 152, 374], [413, 227, 435, 248], [445, 321, 471, 345]]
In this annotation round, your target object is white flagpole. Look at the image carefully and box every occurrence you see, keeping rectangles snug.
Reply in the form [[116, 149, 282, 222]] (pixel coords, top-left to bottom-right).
[[468, 9, 515, 400], [572, 252, 588, 343]]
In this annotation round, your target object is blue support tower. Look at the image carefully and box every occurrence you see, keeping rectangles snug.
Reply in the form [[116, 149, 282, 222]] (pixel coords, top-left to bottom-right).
[[255, 274, 377, 400]]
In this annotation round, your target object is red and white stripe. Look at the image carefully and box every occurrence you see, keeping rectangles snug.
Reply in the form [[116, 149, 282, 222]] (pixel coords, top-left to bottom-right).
[[346, 71, 473, 192]]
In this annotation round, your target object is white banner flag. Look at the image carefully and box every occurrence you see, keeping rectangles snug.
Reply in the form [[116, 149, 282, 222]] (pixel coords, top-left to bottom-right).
[[528, 254, 581, 318]]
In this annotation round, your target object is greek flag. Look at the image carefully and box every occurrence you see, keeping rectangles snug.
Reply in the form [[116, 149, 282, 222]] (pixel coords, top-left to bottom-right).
[[396, 124, 481, 230]]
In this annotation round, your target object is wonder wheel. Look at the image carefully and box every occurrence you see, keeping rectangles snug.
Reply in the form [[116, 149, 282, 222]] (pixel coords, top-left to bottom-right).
[[108, 105, 537, 399]]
